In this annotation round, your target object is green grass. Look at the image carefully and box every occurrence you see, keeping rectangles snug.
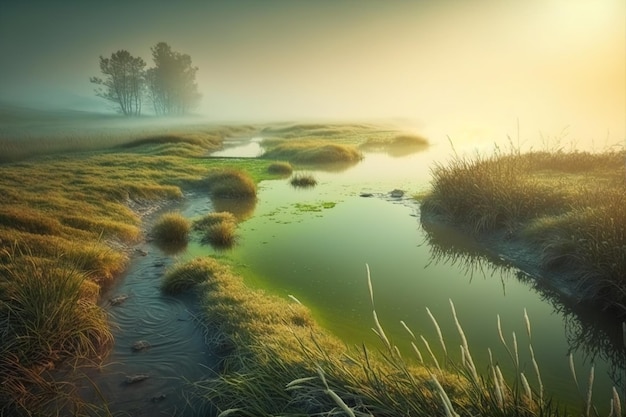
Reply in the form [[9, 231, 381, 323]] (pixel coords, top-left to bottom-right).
[[421, 149, 626, 315], [162, 259, 619, 416], [152, 211, 191, 244], [290, 173, 318, 188], [193, 212, 238, 248]]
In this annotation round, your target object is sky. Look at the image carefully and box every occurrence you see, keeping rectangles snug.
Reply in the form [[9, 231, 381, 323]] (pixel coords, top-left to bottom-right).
[[0, 0, 624, 146]]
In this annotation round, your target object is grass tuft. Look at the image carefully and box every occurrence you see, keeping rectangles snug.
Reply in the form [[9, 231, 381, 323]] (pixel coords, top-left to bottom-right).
[[267, 161, 293, 175], [152, 211, 191, 244], [290, 173, 317, 188], [199, 169, 257, 198], [193, 212, 238, 248]]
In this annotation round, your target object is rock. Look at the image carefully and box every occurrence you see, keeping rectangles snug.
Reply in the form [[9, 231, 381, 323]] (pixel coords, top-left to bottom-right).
[[390, 189, 404, 198], [359, 192, 374, 197], [125, 374, 149, 384], [131, 340, 151, 352], [151, 394, 166, 402], [109, 294, 129, 306]]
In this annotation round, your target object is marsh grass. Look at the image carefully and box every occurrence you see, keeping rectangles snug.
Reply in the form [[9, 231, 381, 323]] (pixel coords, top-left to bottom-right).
[[169, 260, 622, 416], [422, 149, 626, 314], [0, 246, 112, 415], [152, 211, 191, 244], [290, 173, 318, 188], [199, 169, 257, 198], [261, 139, 363, 164], [193, 212, 238, 248], [0, 120, 271, 413], [361, 133, 430, 156], [267, 161, 293, 175]]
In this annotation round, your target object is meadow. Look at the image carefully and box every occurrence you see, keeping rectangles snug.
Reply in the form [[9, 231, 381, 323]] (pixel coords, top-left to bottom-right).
[[0, 109, 623, 416]]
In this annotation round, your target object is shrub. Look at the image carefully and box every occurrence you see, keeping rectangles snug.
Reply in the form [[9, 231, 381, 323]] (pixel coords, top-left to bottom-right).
[[152, 211, 190, 244]]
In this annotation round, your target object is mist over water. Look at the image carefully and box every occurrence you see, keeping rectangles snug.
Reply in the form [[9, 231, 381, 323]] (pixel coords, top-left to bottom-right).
[[0, 1, 623, 147]]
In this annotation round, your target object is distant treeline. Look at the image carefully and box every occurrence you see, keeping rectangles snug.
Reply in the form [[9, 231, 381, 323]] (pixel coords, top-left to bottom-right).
[[90, 42, 201, 117]]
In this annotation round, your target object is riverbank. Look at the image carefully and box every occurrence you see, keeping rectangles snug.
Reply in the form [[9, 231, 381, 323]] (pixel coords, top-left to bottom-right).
[[420, 149, 626, 317]]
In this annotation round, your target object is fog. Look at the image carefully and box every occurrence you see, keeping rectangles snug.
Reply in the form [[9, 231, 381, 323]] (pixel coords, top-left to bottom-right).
[[1, 0, 624, 148]]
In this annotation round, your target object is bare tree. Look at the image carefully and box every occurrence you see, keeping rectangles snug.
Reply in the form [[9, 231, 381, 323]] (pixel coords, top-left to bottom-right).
[[90, 50, 146, 116], [146, 42, 201, 116]]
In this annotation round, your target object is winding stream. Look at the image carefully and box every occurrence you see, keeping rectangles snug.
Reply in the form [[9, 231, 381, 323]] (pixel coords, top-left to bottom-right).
[[84, 135, 624, 415]]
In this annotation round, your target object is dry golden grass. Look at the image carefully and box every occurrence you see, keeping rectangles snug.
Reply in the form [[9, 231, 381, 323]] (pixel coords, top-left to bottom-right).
[[422, 149, 626, 314]]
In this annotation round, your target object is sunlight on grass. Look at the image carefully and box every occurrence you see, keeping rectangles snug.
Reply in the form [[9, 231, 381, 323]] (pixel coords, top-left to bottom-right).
[[421, 148, 626, 314]]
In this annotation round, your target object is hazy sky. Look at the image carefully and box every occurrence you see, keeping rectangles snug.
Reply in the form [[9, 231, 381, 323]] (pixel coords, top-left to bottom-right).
[[1, 0, 624, 144]]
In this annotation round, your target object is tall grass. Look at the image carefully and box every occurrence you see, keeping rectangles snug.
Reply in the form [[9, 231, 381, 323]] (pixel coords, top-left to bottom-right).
[[421, 149, 626, 315], [0, 246, 112, 415], [162, 259, 623, 416]]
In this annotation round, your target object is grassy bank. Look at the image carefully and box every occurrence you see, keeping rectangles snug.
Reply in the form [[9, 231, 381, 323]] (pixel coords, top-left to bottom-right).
[[0, 123, 280, 415], [163, 258, 619, 416], [260, 122, 429, 164], [421, 149, 626, 315]]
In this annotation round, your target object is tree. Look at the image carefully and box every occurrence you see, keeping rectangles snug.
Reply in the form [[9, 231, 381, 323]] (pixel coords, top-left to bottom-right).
[[146, 42, 201, 116], [90, 50, 146, 116]]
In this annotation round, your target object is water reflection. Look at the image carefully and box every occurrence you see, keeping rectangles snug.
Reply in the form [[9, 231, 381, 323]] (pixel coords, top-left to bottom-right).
[[421, 213, 626, 390], [210, 195, 257, 222]]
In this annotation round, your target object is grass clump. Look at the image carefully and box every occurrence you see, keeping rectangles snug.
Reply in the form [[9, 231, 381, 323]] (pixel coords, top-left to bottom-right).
[[152, 211, 190, 244], [361, 133, 429, 156], [193, 212, 238, 248], [262, 140, 363, 164], [421, 149, 626, 314], [161, 257, 222, 295], [290, 173, 317, 188], [267, 161, 293, 175], [200, 169, 257, 198], [0, 247, 112, 415]]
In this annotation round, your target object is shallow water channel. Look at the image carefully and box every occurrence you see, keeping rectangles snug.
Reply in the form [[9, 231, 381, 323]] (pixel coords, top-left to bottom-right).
[[88, 136, 624, 415], [188, 136, 623, 412]]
